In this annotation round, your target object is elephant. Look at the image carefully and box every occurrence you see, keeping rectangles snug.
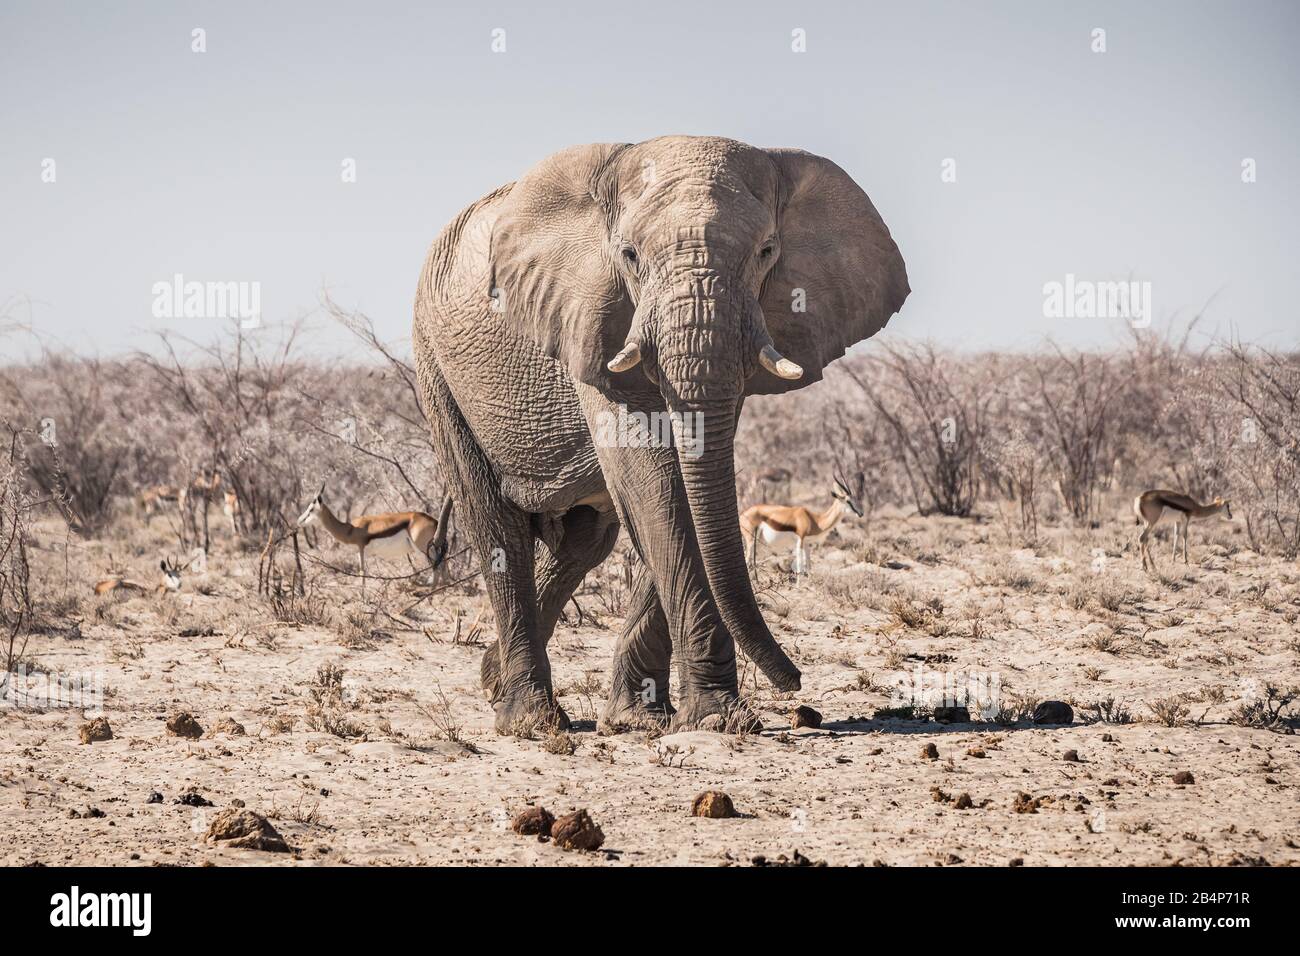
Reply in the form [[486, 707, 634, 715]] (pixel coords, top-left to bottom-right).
[[412, 135, 908, 735]]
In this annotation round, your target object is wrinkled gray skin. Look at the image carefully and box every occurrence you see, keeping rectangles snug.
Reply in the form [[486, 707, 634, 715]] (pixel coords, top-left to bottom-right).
[[413, 136, 908, 735]]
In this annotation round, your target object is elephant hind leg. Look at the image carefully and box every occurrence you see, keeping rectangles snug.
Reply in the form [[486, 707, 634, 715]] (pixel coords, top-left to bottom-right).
[[413, 339, 554, 735], [481, 504, 619, 715]]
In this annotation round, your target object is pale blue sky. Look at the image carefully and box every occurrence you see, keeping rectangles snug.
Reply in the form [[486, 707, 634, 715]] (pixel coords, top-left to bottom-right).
[[2, 0, 1297, 359]]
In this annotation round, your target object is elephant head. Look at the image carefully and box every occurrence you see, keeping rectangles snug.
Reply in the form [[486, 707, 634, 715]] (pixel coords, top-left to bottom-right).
[[488, 136, 908, 690]]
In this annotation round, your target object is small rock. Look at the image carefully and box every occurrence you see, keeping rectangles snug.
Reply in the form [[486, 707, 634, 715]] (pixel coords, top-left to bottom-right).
[[1010, 857, 1025, 867], [920, 743, 939, 761], [692, 791, 737, 819], [790, 705, 822, 729], [1101, 733, 1115, 742], [550, 809, 605, 851], [1063, 749, 1081, 762], [511, 806, 555, 836], [145, 792, 163, 804], [933, 706, 970, 723], [1172, 770, 1195, 786], [204, 809, 290, 852], [174, 788, 213, 807], [207, 717, 246, 737], [1032, 700, 1073, 725], [78, 717, 113, 744], [85, 807, 106, 818], [230, 798, 246, 808], [166, 712, 203, 739], [954, 792, 974, 810], [967, 747, 986, 758]]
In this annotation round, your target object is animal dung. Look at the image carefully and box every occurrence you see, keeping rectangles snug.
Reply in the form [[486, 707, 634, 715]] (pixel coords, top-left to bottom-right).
[[550, 809, 605, 851], [204, 809, 290, 853], [78, 717, 113, 744], [165, 712, 204, 739], [1032, 700, 1074, 725], [933, 705, 970, 723], [790, 705, 823, 729], [206, 716, 246, 737], [511, 806, 555, 836], [691, 790, 737, 819]]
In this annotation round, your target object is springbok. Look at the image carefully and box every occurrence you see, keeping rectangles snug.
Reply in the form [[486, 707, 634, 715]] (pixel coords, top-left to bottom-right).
[[137, 484, 184, 520], [741, 477, 863, 575], [138, 473, 221, 521], [1134, 489, 1232, 571], [297, 485, 451, 589], [94, 558, 184, 596], [221, 490, 241, 535]]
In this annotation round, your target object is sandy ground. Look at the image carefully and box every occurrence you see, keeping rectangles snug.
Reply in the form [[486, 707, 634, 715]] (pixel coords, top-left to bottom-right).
[[2, 505, 1298, 867]]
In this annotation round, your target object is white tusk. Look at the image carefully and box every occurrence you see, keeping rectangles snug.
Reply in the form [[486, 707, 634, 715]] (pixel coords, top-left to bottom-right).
[[759, 344, 803, 380], [607, 341, 642, 372]]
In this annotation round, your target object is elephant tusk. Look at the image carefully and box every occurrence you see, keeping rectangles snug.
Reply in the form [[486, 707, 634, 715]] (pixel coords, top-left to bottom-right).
[[759, 344, 803, 380], [607, 341, 642, 372]]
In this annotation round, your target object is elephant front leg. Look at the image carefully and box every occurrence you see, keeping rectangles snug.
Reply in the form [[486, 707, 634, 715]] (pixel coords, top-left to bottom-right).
[[600, 566, 674, 732]]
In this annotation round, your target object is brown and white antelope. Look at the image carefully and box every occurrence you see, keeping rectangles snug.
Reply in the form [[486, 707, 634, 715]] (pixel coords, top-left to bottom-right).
[[221, 490, 241, 535], [93, 558, 184, 596], [297, 485, 450, 589], [137, 484, 184, 520], [1134, 489, 1232, 571], [741, 477, 863, 575]]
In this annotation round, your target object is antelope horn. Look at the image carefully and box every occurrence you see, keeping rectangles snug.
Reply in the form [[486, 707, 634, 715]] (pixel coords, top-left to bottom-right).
[[607, 341, 642, 373], [759, 344, 803, 381]]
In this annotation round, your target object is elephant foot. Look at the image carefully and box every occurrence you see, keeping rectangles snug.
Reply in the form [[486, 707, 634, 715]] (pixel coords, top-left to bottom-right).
[[598, 692, 675, 736], [669, 691, 763, 734], [479, 642, 503, 702], [493, 688, 571, 737]]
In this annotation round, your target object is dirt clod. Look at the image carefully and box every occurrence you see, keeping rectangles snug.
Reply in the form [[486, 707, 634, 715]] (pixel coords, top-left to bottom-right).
[[511, 806, 555, 836], [550, 809, 605, 851], [692, 790, 737, 818], [204, 809, 290, 852], [790, 705, 822, 729], [78, 717, 113, 744], [165, 712, 203, 739]]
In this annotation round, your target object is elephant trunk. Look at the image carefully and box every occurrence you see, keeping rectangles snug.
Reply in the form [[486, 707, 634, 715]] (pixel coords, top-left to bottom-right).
[[670, 399, 801, 691]]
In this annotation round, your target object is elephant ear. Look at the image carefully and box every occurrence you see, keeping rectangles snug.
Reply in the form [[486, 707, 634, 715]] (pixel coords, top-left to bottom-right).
[[488, 142, 633, 387], [751, 149, 910, 396]]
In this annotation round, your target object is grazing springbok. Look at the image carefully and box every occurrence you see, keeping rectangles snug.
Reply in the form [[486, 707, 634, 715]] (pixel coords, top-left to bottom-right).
[[741, 477, 863, 575], [137, 484, 184, 520], [1134, 489, 1232, 571], [297, 485, 451, 590], [94, 558, 184, 596]]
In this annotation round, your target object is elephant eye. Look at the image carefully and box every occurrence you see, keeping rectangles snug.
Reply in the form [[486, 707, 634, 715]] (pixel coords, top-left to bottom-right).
[[620, 244, 639, 268], [759, 243, 775, 260]]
